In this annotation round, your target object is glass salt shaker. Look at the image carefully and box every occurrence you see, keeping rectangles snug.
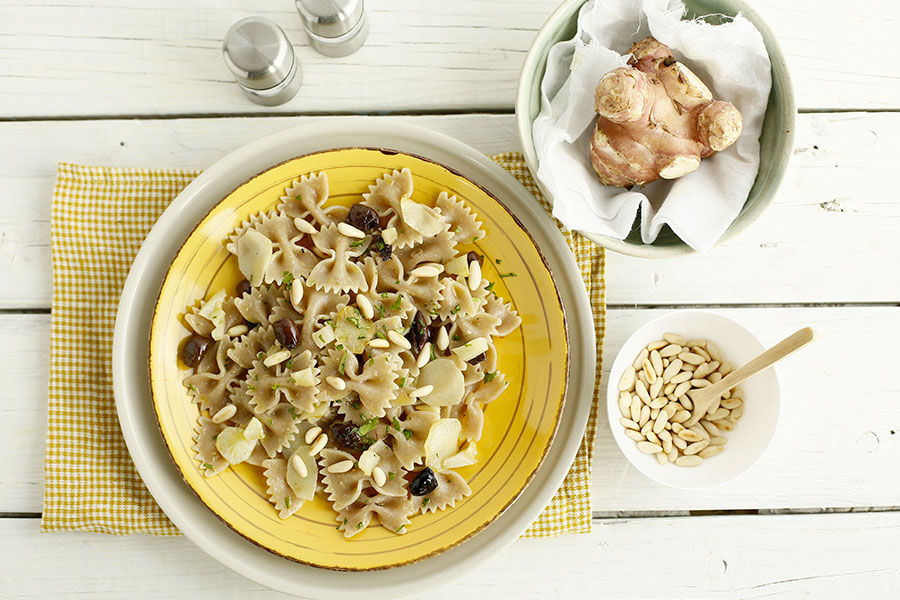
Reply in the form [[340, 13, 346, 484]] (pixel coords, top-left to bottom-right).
[[295, 0, 369, 57], [222, 17, 302, 106]]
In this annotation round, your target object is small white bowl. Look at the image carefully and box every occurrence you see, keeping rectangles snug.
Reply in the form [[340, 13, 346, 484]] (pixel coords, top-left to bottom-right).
[[606, 310, 781, 489]]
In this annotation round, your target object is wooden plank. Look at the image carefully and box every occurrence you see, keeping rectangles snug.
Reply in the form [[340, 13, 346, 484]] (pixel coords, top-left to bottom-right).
[[1, 112, 899, 309], [5, 307, 899, 513], [3, 511, 900, 598], [0, 0, 897, 116]]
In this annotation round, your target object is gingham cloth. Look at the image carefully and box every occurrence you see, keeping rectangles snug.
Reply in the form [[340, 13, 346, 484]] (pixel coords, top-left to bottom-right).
[[42, 153, 605, 538]]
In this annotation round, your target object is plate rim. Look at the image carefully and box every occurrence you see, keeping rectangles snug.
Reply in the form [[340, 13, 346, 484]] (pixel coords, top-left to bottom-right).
[[113, 118, 596, 599], [146, 145, 571, 570]]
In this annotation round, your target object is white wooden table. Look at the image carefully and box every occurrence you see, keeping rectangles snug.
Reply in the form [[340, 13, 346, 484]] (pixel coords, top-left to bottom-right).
[[2, 1, 899, 597]]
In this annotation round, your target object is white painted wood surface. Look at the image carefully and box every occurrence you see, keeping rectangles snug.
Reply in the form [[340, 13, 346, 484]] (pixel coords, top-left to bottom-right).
[[2, 0, 900, 596], [2, 112, 899, 309], [5, 512, 900, 598], [1, 0, 898, 115]]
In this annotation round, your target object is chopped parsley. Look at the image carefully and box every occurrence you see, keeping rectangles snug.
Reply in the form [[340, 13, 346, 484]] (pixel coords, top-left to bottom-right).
[[357, 417, 379, 436], [388, 471, 396, 480], [422, 498, 430, 506], [398, 377, 406, 389], [375, 303, 386, 319], [471, 235, 479, 242], [392, 417, 402, 431], [247, 385, 256, 391], [257, 351, 264, 360], [402, 429, 413, 441], [451, 304, 461, 314], [390, 295, 403, 311], [454, 226, 462, 233], [188, 384, 197, 392], [203, 462, 213, 470], [271, 383, 280, 391], [346, 312, 362, 328], [499, 272, 518, 278], [335, 343, 344, 350], [374, 326, 387, 340], [343, 518, 348, 525], [289, 407, 299, 420], [282, 271, 294, 289], [452, 335, 461, 342], [350, 239, 366, 247], [356, 522, 363, 529], [484, 371, 497, 383], [338, 352, 347, 376], [380, 292, 390, 299], [495, 258, 502, 264], [285, 358, 293, 369], [485, 281, 495, 292], [285, 497, 291, 509], [430, 343, 437, 361], [396, 525, 404, 532], [351, 400, 362, 410]]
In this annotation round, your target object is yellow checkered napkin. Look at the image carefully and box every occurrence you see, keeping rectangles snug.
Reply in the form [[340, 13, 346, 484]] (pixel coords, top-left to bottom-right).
[[42, 154, 605, 538]]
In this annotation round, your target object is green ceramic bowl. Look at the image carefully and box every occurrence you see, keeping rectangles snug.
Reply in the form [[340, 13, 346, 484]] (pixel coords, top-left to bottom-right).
[[516, 0, 796, 258]]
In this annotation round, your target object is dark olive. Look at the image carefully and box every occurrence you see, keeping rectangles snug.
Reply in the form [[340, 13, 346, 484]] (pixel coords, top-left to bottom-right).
[[345, 203, 380, 233], [273, 317, 300, 350], [181, 334, 212, 368], [235, 278, 252, 297], [410, 467, 438, 496], [370, 234, 392, 260], [468, 352, 486, 364], [466, 251, 484, 266], [331, 422, 364, 452], [405, 311, 430, 354]]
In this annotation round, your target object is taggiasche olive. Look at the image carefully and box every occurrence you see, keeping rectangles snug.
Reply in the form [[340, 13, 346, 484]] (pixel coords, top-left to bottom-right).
[[181, 334, 212, 368], [468, 352, 486, 364], [331, 422, 365, 452], [406, 311, 430, 354], [370, 234, 392, 260], [235, 278, 252, 297], [410, 467, 438, 496], [466, 251, 484, 266], [273, 317, 300, 350], [346, 203, 380, 233]]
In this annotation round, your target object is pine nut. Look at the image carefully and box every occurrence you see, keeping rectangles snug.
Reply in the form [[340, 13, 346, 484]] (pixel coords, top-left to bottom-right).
[[372, 466, 387, 487], [410, 265, 441, 278], [694, 347, 711, 362], [638, 370, 649, 387], [684, 440, 709, 455], [667, 447, 678, 462], [659, 344, 682, 358], [671, 422, 685, 433], [647, 340, 667, 351], [693, 362, 711, 379], [327, 459, 354, 474], [678, 352, 704, 365], [699, 445, 725, 459], [655, 452, 667, 465], [632, 348, 649, 370], [719, 361, 733, 375], [649, 378, 663, 399], [673, 381, 692, 398], [416, 342, 432, 368], [357, 294, 375, 320], [672, 436, 687, 450], [630, 400, 641, 423], [678, 429, 704, 442], [675, 455, 703, 467], [436, 326, 449, 351], [663, 358, 670, 367], [293, 218, 317, 234], [618, 391, 632, 418], [637, 441, 663, 454], [691, 378, 711, 388], [368, 338, 390, 349], [211, 404, 237, 424], [649, 398, 667, 410], [618, 366, 637, 391], [290, 453, 308, 477], [662, 359, 682, 382], [717, 420, 735, 432], [707, 360, 720, 372], [706, 342, 722, 362], [679, 395, 693, 411], [663, 403, 678, 418], [290, 279, 304, 308], [700, 420, 720, 436], [642, 360, 657, 384], [682, 362, 697, 372], [227, 324, 249, 337], [650, 408, 659, 420], [337, 222, 366, 239], [730, 405, 744, 421], [304, 427, 323, 445], [659, 429, 673, 450], [664, 382, 676, 396], [671, 410, 691, 423], [625, 429, 645, 442], [707, 408, 730, 421], [409, 385, 434, 398], [388, 330, 411, 349], [620, 417, 640, 431], [664, 333, 686, 345], [686, 339, 707, 349], [709, 436, 728, 446], [326, 376, 346, 390], [690, 424, 710, 440], [467, 259, 482, 290], [653, 412, 668, 434], [639, 405, 650, 426], [635, 380, 651, 404], [640, 420, 653, 436], [670, 371, 692, 384], [731, 387, 745, 399], [307, 433, 328, 456], [264, 349, 291, 367], [646, 431, 660, 445]]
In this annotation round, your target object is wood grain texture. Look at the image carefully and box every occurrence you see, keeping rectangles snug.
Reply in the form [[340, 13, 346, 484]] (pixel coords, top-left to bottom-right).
[[1, 112, 899, 309], [5, 308, 898, 513], [0, 0, 897, 117], [3, 512, 900, 598]]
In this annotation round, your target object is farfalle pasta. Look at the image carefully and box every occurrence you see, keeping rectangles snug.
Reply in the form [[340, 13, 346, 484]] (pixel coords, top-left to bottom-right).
[[178, 168, 521, 538]]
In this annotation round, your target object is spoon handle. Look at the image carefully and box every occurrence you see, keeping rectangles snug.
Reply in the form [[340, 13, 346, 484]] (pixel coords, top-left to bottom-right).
[[688, 327, 816, 425]]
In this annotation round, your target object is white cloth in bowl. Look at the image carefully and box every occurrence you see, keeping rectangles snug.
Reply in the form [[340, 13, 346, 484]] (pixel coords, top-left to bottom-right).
[[532, 0, 772, 252]]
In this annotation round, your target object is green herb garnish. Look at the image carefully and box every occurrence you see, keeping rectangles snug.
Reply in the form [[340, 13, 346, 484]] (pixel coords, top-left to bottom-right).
[[484, 371, 497, 383], [499, 272, 518, 278], [388, 471, 396, 480], [338, 352, 347, 376], [403, 429, 413, 441], [357, 417, 379, 436], [398, 377, 406, 389], [350, 239, 366, 247], [390, 295, 403, 311], [203, 463, 213, 470], [285, 497, 291, 509], [282, 271, 294, 289], [289, 407, 299, 420], [485, 281, 495, 292], [392, 417, 402, 431], [271, 383, 280, 391], [422, 498, 430, 506]]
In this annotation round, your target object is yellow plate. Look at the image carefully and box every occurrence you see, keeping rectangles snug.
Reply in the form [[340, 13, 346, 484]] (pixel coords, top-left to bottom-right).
[[149, 148, 568, 570]]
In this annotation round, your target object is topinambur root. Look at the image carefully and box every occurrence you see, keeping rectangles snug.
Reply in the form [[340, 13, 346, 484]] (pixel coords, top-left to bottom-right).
[[589, 37, 743, 188]]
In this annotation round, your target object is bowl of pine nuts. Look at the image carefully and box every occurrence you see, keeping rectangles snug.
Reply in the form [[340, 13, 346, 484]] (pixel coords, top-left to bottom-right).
[[606, 310, 781, 488]]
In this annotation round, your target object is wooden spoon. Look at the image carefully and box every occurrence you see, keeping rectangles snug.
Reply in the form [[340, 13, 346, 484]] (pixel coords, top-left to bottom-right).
[[684, 327, 817, 427]]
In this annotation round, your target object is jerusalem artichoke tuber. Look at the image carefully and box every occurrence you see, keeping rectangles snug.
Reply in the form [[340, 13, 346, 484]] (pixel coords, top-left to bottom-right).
[[590, 37, 743, 188]]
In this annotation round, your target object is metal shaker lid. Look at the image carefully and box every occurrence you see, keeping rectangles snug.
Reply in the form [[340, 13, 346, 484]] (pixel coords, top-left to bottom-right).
[[223, 17, 295, 91], [296, 0, 365, 39]]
